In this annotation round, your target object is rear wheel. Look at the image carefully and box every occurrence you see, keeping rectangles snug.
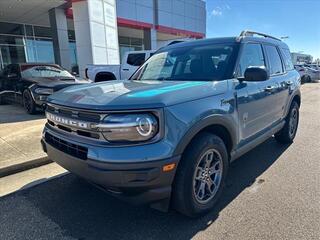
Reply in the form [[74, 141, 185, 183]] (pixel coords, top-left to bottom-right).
[[275, 101, 299, 143], [172, 133, 229, 217], [23, 90, 36, 114]]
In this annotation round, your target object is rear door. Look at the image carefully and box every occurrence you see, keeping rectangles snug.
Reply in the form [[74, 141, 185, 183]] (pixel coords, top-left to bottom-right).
[[121, 53, 146, 79], [279, 47, 297, 118], [263, 44, 289, 122]]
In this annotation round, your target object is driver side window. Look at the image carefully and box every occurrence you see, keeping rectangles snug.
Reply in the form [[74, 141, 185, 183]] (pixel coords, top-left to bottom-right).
[[238, 43, 265, 77]]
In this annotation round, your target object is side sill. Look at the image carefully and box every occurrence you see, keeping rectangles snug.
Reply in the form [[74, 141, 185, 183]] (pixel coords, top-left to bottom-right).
[[230, 120, 285, 162]]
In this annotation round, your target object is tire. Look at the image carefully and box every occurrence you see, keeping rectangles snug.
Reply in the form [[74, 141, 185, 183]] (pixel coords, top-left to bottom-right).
[[275, 101, 299, 143], [23, 90, 37, 114], [304, 76, 311, 83], [172, 133, 229, 217]]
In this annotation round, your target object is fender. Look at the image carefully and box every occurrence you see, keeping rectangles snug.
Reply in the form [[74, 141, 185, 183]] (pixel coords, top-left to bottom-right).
[[173, 114, 238, 156], [284, 88, 301, 117]]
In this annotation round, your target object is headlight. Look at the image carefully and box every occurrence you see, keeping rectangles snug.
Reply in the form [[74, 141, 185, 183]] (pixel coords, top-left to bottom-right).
[[34, 88, 53, 95], [98, 113, 159, 143]]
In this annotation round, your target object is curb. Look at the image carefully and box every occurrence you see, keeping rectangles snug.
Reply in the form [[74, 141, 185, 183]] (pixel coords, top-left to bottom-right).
[[0, 156, 52, 178]]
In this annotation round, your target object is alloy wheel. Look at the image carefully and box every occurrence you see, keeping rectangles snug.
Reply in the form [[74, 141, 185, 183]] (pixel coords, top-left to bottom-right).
[[193, 148, 223, 204], [23, 93, 31, 112], [289, 107, 298, 138]]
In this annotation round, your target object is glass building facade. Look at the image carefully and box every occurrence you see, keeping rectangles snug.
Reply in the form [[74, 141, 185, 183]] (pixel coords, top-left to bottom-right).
[[0, 21, 145, 70], [0, 22, 76, 70]]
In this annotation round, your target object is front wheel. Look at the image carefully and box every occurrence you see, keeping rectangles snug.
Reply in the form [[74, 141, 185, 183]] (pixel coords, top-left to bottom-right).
[[275, 101, 299, 143], [172, 133, 229, 217], [23, 90, 37, 114]]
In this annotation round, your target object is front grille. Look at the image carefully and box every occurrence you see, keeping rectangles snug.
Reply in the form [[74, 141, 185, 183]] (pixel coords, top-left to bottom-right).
[[46, 104, 104, 140], [47, 105, 101, 122], [45, 133, 88, 160], [47, 120, 100, 139]]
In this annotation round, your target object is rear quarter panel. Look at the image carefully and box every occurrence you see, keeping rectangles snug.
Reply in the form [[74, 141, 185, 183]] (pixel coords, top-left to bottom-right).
[[283, 69, 301, 118]]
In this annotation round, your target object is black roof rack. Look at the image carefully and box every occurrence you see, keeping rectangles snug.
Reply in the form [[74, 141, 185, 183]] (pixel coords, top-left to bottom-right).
[[239, 30, 282, 41]]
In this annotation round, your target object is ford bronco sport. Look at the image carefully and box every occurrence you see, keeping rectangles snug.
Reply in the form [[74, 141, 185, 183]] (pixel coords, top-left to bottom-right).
[[41, 31, 301, 217]]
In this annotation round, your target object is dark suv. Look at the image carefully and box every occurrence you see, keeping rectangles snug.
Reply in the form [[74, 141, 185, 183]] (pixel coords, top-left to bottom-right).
[[0, 63, 85, 114], [41, 31, 301, 217]]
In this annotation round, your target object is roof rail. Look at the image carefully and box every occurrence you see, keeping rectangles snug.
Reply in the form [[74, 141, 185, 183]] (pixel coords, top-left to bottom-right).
[[238, 30, 282, 41]]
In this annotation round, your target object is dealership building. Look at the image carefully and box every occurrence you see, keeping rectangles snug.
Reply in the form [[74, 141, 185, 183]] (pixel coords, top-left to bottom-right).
[[0, 0, 206, 76]]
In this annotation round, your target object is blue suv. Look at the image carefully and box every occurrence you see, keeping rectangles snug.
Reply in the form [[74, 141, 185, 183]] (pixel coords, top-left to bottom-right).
[[41, 31, 301, 217]]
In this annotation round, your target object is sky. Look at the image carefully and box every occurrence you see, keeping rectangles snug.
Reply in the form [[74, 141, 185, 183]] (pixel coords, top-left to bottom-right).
[[205, 0, 320, 59]]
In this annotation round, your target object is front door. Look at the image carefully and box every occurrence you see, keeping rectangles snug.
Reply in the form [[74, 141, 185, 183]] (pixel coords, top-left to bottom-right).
[[235, 42, 277, 144], [1, 64, 22, 103]]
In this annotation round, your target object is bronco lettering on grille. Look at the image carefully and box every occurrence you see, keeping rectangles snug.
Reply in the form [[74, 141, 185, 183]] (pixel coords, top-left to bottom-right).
[[46, 112, 90, 129]]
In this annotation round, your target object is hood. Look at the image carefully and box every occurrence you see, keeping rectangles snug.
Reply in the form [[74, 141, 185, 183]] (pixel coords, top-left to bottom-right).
[[47, 80, 228, 110], [26, 76, 88, 91], [25, 76, 76, 87]]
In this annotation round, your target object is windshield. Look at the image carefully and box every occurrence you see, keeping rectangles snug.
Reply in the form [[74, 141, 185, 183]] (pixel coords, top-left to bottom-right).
[[21, 65, 73, 79], [132, 43, 239, 81]]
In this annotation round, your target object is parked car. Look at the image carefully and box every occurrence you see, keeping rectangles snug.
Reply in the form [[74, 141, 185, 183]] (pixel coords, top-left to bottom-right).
[[0, 63, 89, 114], [42, 31, 301, 217], [85, 50, 154, 82], [305, 64, 320, 71], [294, 64, 320, 82]]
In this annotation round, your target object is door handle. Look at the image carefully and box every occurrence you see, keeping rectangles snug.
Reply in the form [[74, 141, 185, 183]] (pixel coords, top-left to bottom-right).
[[122, 69, 129, 71], [264, 86, 275, 92]]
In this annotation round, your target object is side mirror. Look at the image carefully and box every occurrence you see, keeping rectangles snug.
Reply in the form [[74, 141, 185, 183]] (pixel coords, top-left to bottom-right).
[[243, 66, 269, 81]]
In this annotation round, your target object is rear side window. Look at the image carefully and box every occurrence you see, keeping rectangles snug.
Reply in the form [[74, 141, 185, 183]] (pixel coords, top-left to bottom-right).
[[265, 45, 284, 75], [127, 53, 146, 66], [281, 48, 294, 70], [238, 43, 265, 77]]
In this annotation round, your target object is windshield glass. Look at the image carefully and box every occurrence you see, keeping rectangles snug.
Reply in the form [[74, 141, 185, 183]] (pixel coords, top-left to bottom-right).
[[21, 65, 73, 79], [132, 43, 239, 81]]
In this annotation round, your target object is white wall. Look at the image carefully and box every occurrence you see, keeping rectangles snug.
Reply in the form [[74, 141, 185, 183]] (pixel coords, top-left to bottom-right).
[[73, 0, 120, 77]]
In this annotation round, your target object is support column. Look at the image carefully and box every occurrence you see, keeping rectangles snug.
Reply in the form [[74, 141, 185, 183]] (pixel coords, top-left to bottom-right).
[[143, 28, 157, 50], [49, 8, 71, 70], [72, 0, 120, 78]]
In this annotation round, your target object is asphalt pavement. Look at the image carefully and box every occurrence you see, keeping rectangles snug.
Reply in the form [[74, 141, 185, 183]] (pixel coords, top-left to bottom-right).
[[0, 83, 319, 240]]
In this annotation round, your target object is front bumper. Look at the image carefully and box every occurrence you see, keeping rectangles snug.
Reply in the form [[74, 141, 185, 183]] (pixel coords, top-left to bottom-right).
[[41, 127, 180, 205], [30, 91, 48, 109]]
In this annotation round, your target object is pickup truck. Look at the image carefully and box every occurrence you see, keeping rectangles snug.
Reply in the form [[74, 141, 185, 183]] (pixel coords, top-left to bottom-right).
[[85, 50, 154, 82], [42, 31, 301, 217]]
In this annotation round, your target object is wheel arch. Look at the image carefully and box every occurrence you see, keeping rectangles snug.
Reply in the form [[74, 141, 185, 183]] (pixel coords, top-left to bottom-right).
[[173, 115, 237, 160], [283, 90, 301, 119], [292, 94, 301, 107], [95, 72, 117, 82]]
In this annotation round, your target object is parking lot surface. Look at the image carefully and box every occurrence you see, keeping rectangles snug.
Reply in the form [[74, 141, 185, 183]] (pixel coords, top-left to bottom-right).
[[0, 83, 319, 240]]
